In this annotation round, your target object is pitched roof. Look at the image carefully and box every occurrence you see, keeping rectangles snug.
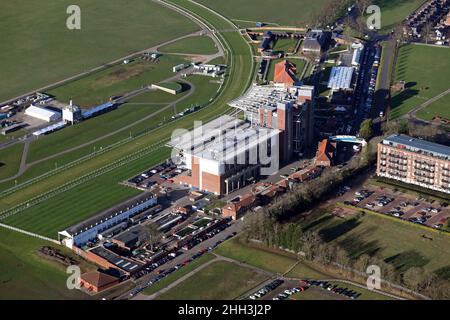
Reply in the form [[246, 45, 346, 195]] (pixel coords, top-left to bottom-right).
[[316, 139, 335, 163], [80, 271, 119, 288], [274, 60, 297, 86], [222, 193, 256, 214]]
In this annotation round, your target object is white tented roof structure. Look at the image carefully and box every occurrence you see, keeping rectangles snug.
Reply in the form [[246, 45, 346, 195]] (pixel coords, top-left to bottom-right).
[[327, 67, 354, 90], [351, 42, 364, 66], [25, 105, 61, 122]]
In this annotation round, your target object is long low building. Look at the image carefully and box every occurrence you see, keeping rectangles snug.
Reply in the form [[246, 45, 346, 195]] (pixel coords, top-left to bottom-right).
[[377, 134, 450, 194], [58, 193, 157, 248], [25, 105, 61, 122]]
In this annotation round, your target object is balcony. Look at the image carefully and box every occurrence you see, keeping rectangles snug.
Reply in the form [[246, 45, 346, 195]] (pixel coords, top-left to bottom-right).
[[389, 154, 407, 160], [414, 166, 434, 173], [388, 165, 407, 172], [388, 170, 407, 178]]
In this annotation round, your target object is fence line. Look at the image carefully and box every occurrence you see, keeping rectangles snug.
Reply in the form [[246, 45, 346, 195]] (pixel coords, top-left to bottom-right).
[[0, 222, 59, 244]]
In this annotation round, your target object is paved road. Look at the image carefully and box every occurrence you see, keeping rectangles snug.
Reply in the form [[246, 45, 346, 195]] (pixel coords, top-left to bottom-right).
[[0, 79, 196, 183], [133, 237, 406, 301], [118, 219, 243, 300], [0, 22, 226, 182]]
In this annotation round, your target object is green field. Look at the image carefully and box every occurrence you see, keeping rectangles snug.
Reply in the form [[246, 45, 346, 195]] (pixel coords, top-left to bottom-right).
[[415, 93, 450, 121], [303, 209, 450, 275], [26, 103, 170, 164], [143, 253, 216, 296], [0, 0, 199, 102], [3, 148, 170, 237], [0, 228, 89, 299], [0, 144, 24, 180], [47, 55, 188, 107], [159, 35, 218, 55], [216, 237, 298, 275], [196, 0, 332, 27], [272, 38, 299, 54], [0, 75, 219, 191], [156, 260, 268, 300], [390, 44, 450, 120], [0, 0, 254, 238], [375, 0, 426, 32]]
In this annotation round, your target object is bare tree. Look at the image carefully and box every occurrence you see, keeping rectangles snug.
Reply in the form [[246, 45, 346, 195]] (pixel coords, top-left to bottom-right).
[[141, 223, 162, 252], [422, 22, 433, 44]]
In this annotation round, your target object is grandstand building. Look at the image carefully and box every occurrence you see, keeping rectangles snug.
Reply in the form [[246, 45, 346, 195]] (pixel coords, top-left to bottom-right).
[[229, 84, 315, 159], [169, 83, 315, 196], [377, 134, 450, 194], [170, 115, 280, 195], [58, 193, 158, 249]]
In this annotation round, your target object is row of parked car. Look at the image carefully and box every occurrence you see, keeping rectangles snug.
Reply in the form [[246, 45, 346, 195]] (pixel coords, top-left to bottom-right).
[[129, 247, 211, 296], [306, 280, 362, 300], [248, 279, 284, 300], [272, 286, 307, 300], [130, 230, 237, 297]]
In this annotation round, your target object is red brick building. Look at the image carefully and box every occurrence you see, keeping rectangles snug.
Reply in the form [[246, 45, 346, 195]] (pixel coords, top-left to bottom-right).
[[377, 134, 450, 194], [80, 271, 119, 293], [222, 193, 257, 220], [273, 60, 298, 87], [314, 139, 336, 167]]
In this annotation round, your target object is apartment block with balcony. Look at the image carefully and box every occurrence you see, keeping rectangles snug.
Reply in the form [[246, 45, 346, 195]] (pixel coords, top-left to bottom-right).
[[377, 134, 450, 194]]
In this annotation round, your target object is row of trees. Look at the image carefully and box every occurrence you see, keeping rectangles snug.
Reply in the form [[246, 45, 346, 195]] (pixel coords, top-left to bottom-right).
[[262, 137, 379, 221], [243, 212, 450, 299]]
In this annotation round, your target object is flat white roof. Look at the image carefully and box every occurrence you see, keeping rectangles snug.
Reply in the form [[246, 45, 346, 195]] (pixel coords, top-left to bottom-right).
[[327, 67, 354, 90], [228, 84, 313, 113], [168, 115, 279, 163], [25, 105, 60, 119]]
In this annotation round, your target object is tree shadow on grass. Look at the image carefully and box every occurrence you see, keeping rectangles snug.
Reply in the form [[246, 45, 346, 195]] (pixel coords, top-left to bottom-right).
[[302, 214, 334, 233], [384, 250, 429, 273], [178, 82, 191, 92], [319, 218, 361, 243], [337, 228, 381, 259], [434, 265, 450, 280], [390, 88, 420, 111]]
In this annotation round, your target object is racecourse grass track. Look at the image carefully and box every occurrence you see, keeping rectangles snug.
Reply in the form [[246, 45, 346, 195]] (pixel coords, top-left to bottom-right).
[[196, 0, 332, 27], [47, 55, 189, 107], [0, 0, 254, 238], [156, 260, 269, 300], [0, 0, 199, 102], [0, 144, 24, 180], [158, 35, 218, 55], [26, 103, 170, 163], [3, 147, 170, 237], [0, 75, 220, 191], [390, 44, 450, 120], [0, 228, 89, 299]]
